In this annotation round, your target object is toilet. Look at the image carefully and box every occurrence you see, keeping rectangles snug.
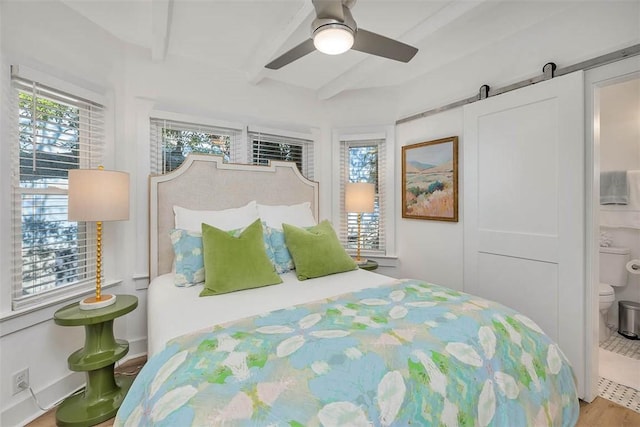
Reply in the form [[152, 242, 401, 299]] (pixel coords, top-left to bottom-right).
[[599, 246, 630, 342]]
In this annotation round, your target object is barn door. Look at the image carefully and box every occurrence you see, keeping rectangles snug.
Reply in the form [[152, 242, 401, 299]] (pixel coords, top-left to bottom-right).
[[463, 71, 586, 396]]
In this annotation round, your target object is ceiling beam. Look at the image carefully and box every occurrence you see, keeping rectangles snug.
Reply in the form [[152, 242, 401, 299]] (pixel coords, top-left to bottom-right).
[[316, 0, 489, 100], [151, 0, 173, 62], [245, 1, 315, 85]]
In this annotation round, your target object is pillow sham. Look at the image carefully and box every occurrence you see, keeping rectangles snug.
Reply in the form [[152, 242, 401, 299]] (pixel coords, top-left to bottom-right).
[[201, 219, 282, 296], [170, 229, 205, 287], [257, 202, 316, 229], [171, 223, 280, 286], [262, 224, 295, 273], [282, 220, 357, 280], [174, 200, 258, 232]]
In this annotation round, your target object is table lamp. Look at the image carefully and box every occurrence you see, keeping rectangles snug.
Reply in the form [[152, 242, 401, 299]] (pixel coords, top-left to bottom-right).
[[68, 167, 129, 310], [345, 182, 375, 265]]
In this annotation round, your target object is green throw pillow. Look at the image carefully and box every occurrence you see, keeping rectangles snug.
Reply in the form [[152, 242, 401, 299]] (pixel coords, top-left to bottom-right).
[[200, 219, 282, 296], [283, 220, 357, 280]]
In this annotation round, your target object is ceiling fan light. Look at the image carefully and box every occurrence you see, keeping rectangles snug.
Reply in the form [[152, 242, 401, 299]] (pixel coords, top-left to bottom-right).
[[313, 25, 354, 55]]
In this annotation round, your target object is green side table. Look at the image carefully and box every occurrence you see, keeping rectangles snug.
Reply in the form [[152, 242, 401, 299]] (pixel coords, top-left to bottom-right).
[[359, 260, 378, 271], [54, 294, 138, 427]]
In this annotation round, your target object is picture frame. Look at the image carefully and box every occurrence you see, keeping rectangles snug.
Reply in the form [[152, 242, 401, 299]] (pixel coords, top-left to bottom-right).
[[402, 136, 458, 221]]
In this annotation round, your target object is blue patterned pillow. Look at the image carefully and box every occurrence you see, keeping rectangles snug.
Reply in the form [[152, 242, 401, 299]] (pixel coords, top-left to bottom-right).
[[171, 225, 276, 287], [170, 229, 205, 287], [262, 224, 295, 274]]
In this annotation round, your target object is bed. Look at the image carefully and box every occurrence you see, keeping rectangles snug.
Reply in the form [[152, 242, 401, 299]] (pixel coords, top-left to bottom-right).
[[115, 154, 579, 426]]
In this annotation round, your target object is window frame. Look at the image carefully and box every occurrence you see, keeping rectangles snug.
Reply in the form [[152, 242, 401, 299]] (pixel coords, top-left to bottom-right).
[[5, 65, 112, 313], [149, 115, 244, 175], [332, 127, 396, 259], [341, 140, 385, 254], [248, 126, 315, 180]]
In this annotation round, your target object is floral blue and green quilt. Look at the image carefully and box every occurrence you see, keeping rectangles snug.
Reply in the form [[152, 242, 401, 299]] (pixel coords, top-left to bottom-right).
[[115, 279, 579, 426]]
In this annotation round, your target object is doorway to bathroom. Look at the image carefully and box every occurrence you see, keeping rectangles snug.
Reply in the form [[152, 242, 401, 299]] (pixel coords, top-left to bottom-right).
[[588, 57, 640, 411]]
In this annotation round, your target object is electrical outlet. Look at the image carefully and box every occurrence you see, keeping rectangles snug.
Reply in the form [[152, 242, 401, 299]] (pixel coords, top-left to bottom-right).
[[12, 368, 29, 395]]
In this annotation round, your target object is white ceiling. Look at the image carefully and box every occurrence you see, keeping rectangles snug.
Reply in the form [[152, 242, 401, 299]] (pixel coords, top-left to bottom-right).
[[60, 0, 579, 100]]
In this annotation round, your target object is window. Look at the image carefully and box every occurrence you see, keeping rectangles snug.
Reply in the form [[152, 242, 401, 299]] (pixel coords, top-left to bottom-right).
[[11, 73, 104, 309], [249, 131, 314, 179], [339, 138, 386, 256], [150, 118, 242, 174]]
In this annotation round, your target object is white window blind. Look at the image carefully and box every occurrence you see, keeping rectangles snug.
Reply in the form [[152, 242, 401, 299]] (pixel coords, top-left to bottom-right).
[[150, 118, 242, 174], [11, 74, 104, 309], [248, 131, 314, 179], [339, 139, 386, 256]]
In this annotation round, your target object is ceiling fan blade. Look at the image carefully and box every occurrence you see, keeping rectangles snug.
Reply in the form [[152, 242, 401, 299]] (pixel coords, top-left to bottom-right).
[[265, 39, 316, 70], [352, 28, 418, 63], [312, 0, 344, 21]]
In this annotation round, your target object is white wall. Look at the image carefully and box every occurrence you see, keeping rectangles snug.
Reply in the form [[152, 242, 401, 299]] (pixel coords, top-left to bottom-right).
[[600, 78, 640, 172], [394, 109, 464, 289], [0, 0, 639, 425], [600, 77, 640, 327]]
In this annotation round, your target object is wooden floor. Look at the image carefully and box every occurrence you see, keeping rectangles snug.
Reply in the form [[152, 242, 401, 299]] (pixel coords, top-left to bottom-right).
[[578, 398, 640, 426], [26, 356, 640, 427]]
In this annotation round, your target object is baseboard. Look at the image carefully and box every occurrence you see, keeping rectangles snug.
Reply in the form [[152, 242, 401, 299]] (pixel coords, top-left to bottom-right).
[[1, 371, 84, 427], [1, 337, 147, 427], [126, 336, 148, 361]]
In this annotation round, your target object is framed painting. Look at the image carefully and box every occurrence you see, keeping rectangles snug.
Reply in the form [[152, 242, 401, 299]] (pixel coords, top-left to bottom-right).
[[402, 136, 458, 221]]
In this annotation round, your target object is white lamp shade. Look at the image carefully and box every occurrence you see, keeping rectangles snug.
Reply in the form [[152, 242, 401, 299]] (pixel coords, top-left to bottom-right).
[[313, 26, 354, 55], [345, 182, 375, 213], [68, 169, 130, 222]]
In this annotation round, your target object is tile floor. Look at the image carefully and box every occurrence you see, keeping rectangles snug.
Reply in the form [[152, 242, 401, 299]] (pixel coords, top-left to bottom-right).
[[599, 333, 640, 412], [600, 333, 640, 359]]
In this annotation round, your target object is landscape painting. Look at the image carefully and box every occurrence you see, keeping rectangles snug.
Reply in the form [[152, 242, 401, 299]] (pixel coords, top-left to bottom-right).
[[402, 136, 458, 221]]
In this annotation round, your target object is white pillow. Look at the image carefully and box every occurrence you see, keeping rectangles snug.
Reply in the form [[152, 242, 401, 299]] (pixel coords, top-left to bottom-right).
[[174, 200, 259, 232], [257, 202, 317, 229]]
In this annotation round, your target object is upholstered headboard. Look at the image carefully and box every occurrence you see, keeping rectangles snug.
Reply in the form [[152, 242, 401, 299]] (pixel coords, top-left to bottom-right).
[[149, 154, 319, 279]]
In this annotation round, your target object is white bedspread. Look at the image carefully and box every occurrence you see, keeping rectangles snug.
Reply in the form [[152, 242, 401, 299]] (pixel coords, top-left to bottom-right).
[[147, 269, 394, 356]]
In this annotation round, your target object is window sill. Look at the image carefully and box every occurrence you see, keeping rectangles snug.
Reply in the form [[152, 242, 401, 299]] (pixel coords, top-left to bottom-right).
[[0, 280, 121, 337]]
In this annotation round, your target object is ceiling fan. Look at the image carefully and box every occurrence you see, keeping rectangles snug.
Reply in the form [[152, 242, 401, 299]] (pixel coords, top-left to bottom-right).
[[265, 0, 418, 70]]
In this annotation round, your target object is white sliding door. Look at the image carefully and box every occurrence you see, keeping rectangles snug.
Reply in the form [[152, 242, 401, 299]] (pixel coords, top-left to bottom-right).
[[463, 71, 586, 397]]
